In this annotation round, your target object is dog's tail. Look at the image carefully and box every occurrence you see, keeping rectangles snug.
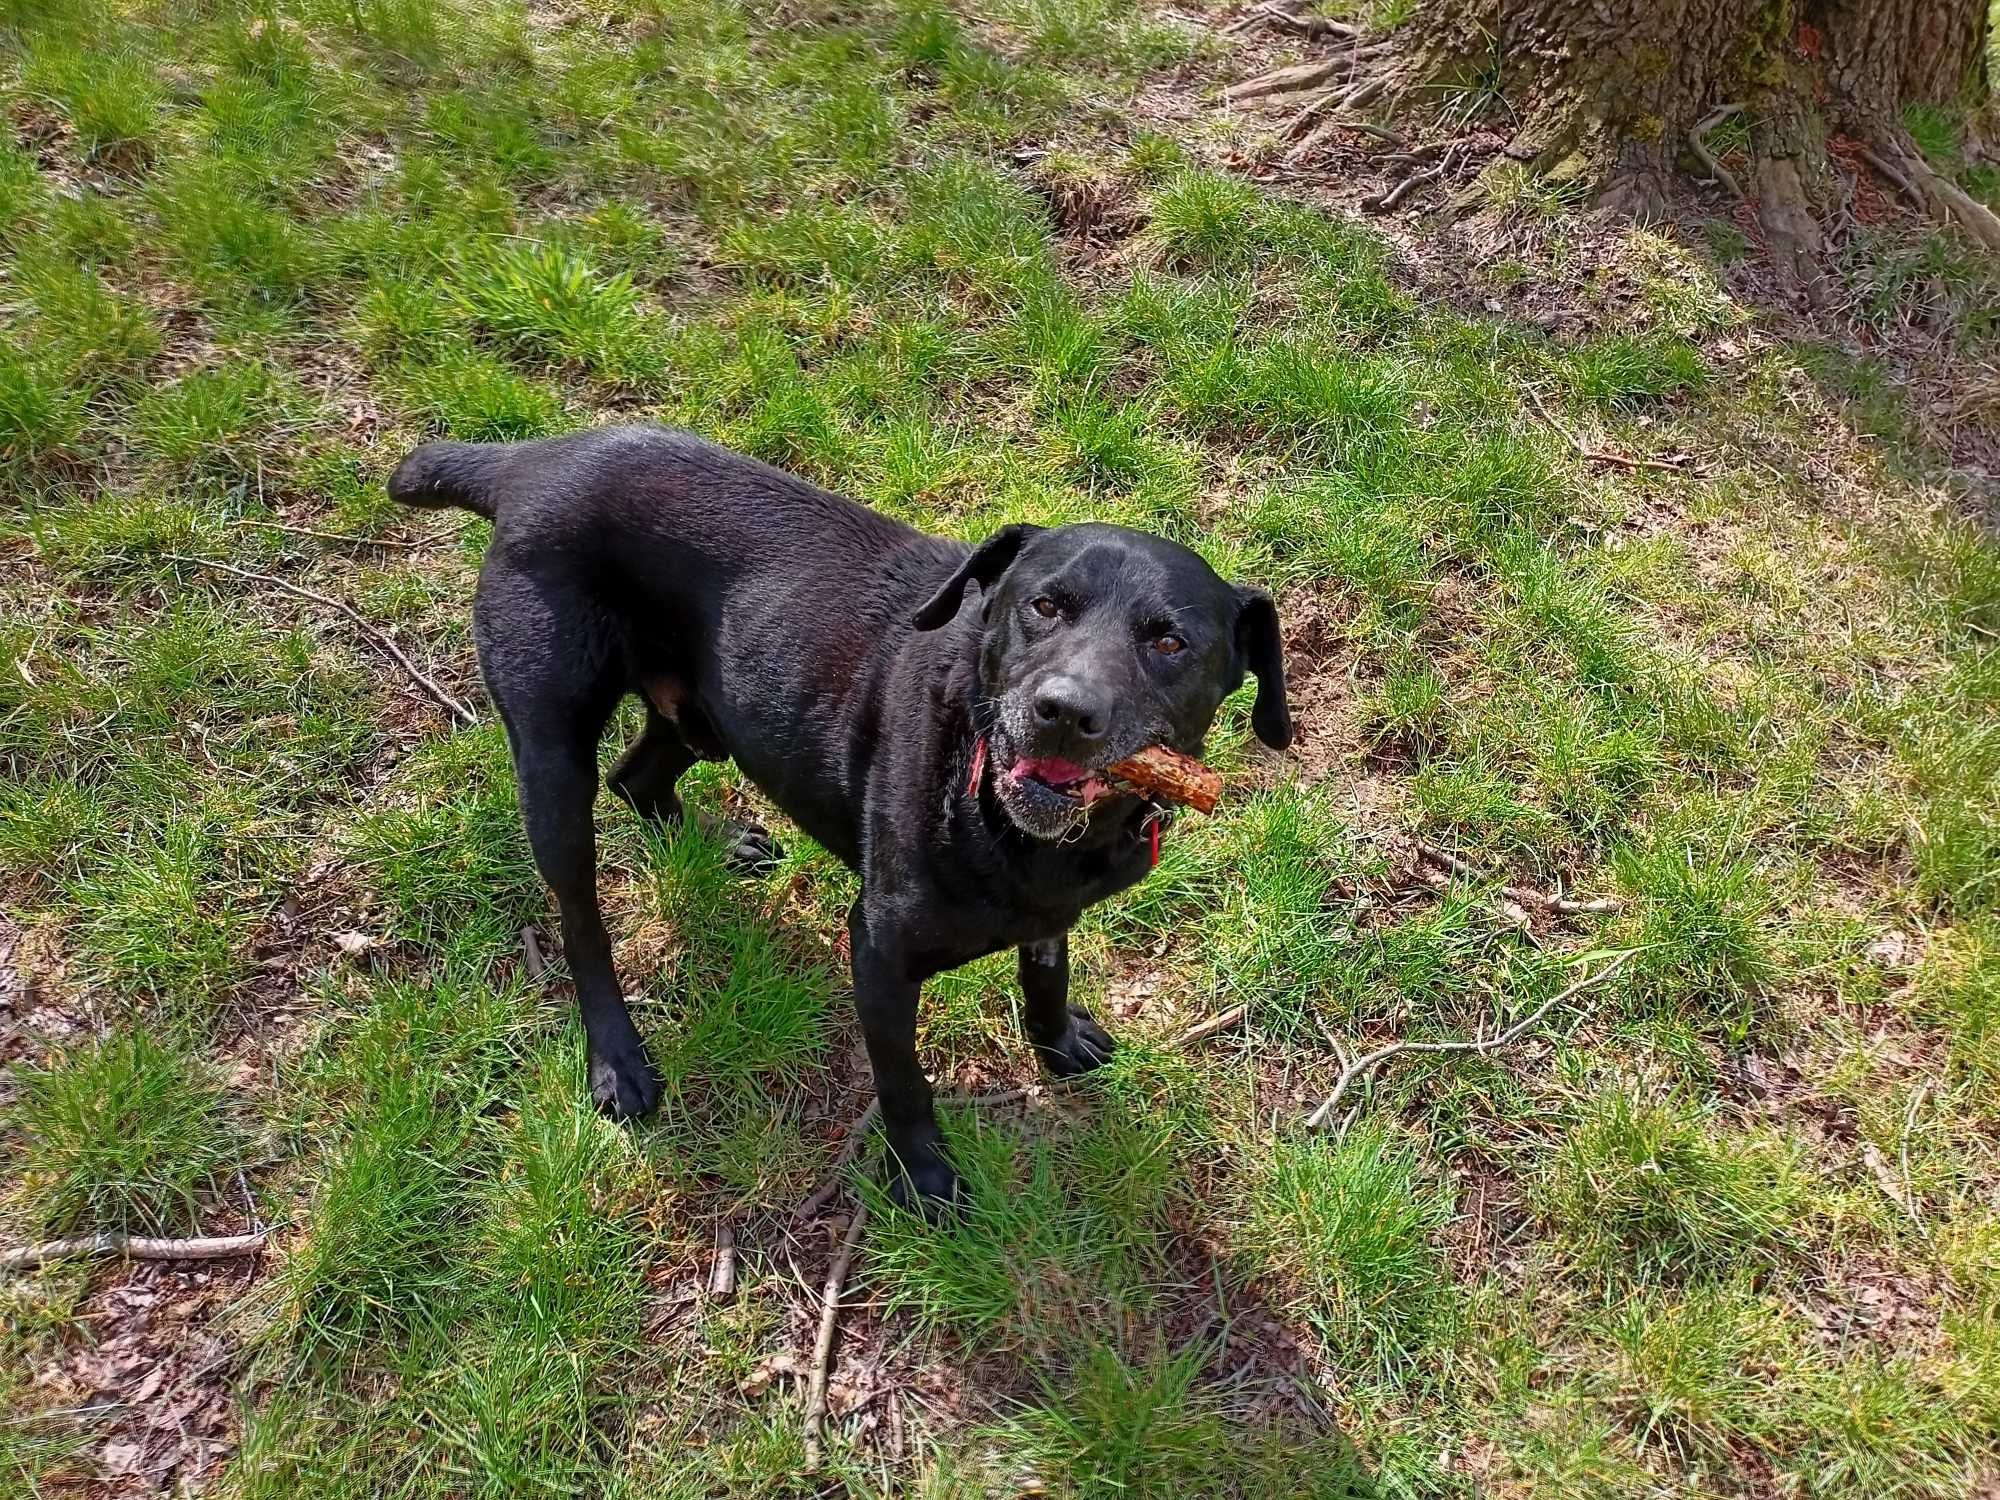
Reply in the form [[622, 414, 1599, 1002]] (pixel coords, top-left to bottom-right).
[[387, 440, 508, 521]]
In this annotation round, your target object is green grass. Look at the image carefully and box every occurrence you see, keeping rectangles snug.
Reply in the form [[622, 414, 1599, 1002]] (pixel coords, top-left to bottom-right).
[[1, 0, 1997, 1494], [8, 1027, 246, 1236], [1542, 1087, 1813, 1281], [1246, 1123, 1455, 1375]]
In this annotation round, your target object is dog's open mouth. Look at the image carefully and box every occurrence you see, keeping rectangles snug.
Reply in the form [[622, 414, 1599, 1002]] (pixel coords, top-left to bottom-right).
[[1004, 755, 1119, 809]]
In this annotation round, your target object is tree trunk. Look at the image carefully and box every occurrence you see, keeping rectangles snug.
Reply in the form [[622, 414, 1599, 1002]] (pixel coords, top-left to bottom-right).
[[1251, 0, 2000, 295]]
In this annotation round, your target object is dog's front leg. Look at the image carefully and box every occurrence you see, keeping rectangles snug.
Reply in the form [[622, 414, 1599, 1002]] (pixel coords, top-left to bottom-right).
[[848, 903, 961, 1213], [1019, 935, 1116, 1077]]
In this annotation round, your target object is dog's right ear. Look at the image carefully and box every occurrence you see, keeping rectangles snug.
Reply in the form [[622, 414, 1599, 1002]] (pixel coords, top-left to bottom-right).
[[912, 524, 1043, 630]]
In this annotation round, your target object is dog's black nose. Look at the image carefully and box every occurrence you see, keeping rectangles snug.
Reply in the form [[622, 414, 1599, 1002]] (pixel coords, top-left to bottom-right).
[[1032, 676, 1110, 741]]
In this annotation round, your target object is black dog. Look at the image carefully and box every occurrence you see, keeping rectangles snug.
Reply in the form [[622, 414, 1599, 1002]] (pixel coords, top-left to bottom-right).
[[389, 425, 1289, 1210]]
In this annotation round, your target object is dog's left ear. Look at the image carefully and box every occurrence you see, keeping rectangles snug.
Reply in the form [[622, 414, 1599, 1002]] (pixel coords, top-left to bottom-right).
[[912, 524, 1044, 630], [1235, 586, 1292, 749]]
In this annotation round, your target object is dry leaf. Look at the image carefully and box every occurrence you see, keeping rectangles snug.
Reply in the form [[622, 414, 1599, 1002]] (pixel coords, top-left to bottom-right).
[[739, 1349, 808, 1397]]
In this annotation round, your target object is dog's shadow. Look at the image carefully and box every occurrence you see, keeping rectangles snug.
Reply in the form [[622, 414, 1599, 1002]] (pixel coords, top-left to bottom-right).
[[603, 785, 1382, 1494]]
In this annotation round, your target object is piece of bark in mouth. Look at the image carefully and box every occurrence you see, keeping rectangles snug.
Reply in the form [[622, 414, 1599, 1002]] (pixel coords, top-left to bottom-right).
[[1106, 745, 1223, 815]]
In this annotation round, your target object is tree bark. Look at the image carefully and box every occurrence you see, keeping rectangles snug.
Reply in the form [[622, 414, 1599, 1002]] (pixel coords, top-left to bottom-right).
[[1252, 0, 2000, 287]]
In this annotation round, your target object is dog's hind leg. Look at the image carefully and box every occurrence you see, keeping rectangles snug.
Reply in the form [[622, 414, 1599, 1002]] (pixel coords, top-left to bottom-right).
[[609, 705, 696, 825], [479, 577, 661, 1119], [615, 689, 783, 875], [509, 713, 662, 1118]]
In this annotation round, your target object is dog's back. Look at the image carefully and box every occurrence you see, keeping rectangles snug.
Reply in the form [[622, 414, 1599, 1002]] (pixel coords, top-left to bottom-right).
[[390, 424, 967, 863]]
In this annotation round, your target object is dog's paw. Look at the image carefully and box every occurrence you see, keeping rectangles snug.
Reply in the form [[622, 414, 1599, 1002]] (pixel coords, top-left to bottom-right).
[[589, 1039, 661, 1119], [1032, 1008, 1117, 1078], [720, 821, 784, 877], [885, 1149, 965, 1222], [688, 810, 784, 875]]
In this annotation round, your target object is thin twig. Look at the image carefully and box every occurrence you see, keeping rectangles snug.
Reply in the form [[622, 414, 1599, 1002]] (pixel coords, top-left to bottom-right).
[[801, 1202, 870, 1470], [1175, 1003, 1250, 1047], [2, 1232, 268, 1274], [164, 554, 477, 726], [229, 518, 445, 551], [1897, 1085, 1930, 1241], [708, 1224, 738, 1299], [1415, 840, 1621, 917], [795, 1100, 881, 1221], [1304, 951, 1633, 1129], [1689, 102, 1745, 203], [235, 1167, 263, 1238], [1522, 386, 1698, 477]]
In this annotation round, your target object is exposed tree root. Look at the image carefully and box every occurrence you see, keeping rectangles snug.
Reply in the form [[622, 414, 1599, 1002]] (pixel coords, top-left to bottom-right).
[[1225, 3, 1360, 41], [1688, 102, 1745, 202], [1365, 142, 1465, 212], [1881, 135, 2000, 253], [1755, 152, 1830, 306], [1221, 8, 2000, 286]]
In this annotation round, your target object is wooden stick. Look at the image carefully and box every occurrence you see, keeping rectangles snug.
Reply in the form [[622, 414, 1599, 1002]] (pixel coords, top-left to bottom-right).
[[708, 1224, 738, 1298], [1303, 951, 1632, 1129], [801, 1202, 870, 1470], [522, 925, 548, 981], [164, 554, 477, 727], [2, 1231, 268, 1273], [1175, 1003, 1250, 1046]]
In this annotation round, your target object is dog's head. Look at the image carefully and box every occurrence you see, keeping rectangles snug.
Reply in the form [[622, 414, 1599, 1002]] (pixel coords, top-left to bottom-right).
[[913, 522, 1290, 839]]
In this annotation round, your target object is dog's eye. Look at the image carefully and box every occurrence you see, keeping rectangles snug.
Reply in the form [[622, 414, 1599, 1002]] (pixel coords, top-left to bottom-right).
[[1032, 597, 1061, 619], [1154, 635, 1185, 656]]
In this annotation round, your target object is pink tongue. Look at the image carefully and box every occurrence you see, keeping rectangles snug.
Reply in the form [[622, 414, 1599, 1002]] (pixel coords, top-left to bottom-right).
[[1012, 756, 1087, 786]]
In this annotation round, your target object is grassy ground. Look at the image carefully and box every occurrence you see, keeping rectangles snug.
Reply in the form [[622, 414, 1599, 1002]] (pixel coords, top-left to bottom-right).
[[3, 1, 1998, 1496]]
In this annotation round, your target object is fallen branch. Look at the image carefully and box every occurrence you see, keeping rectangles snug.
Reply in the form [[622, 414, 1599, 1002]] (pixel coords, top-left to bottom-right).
[[1415, 840, 1621, 917], [801, 1201, 870, 1470], [794, 1101, 882, 1222], [1175, 1002, 1250, 1047], [1688, 102, 1745, 202], [2, 1231, 268, 1274], [1303, 951, 1633, 1130], [165, 554, 477, 727]]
